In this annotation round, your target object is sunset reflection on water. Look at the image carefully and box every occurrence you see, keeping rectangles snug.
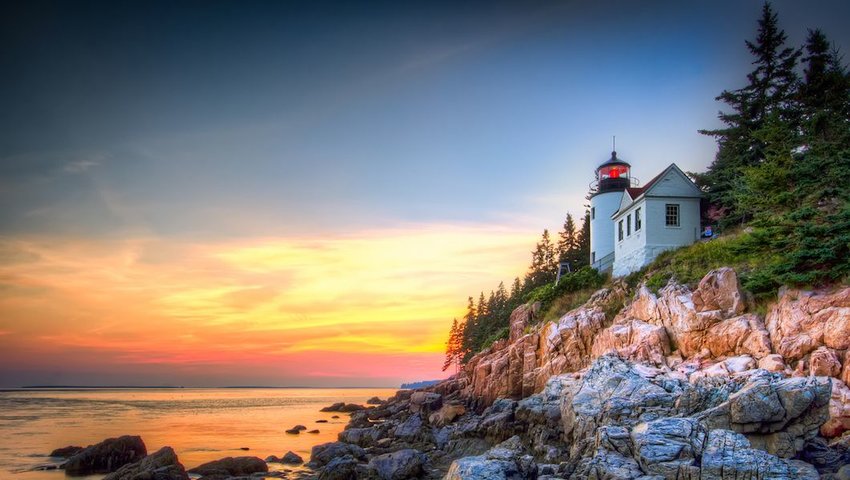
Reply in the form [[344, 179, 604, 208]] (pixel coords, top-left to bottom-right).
[[0, 388, 397, 479]]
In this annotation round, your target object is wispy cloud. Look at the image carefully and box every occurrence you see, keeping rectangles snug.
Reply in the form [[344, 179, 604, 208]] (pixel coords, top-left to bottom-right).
[[0, 222, 536, 385], [63, 159, 100, 174]]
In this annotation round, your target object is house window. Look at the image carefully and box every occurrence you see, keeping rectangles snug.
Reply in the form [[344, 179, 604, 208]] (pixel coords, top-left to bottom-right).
[[591, 251, 596, 263], [627, 214, 631, 236], [618, 220, 623, 241], [665, 204, 680, 227], [591, 207, 595, 220], [635, 208, 642, 231]]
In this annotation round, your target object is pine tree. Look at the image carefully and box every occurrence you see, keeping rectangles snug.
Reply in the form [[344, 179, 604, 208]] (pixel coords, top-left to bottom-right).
[[574, 211, 591, 269], [699, 2, 801, 226], [557, 213, 577, 264], [443, 318, 460, 372]]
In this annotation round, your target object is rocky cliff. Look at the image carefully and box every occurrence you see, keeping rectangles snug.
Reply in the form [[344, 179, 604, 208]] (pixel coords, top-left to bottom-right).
[[312, 268, 850, 479]]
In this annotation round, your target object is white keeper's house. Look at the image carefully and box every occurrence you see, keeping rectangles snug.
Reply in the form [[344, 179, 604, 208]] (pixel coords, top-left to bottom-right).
[[588, 150, 703, 277]]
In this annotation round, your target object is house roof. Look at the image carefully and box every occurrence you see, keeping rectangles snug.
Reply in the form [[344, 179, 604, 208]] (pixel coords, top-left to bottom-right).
[[611, 163, 700, 219]]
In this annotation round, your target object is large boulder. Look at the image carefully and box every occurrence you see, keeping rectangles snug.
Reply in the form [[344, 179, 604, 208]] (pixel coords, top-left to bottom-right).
[[630, 418, 705, 478], [700, 429, 819, 479], [765, 287, 850, 361], [318, 455, 360, 480], [368, 449, 425, 480], [692, 267, 746, 316], [701, 313, 772, 359], [443, 436, 535, 480], [186, 456, 267, 477], [560, 355, 679, 460], [822, 379, 850, 438], [102, 446, 188, 480], [309, 442, 366, 468], [590, 319, 670, 366], [409, 392, 442, 415], [63, 435, 147, 476], [696, 371, 830, 457]]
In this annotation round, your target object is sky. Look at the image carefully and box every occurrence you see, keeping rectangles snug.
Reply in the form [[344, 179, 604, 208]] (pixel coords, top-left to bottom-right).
[[1, 0, 849, 387]]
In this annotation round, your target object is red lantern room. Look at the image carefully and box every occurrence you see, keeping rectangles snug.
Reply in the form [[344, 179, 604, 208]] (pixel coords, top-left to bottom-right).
[[595, 151, 631, 193]]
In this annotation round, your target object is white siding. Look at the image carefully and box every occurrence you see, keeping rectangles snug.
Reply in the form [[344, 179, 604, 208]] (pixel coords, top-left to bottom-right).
[[612, 196, 700, 277], [613, 198, 648, 274], [646, 168, 701, 197], [644, 197, 701, 248]]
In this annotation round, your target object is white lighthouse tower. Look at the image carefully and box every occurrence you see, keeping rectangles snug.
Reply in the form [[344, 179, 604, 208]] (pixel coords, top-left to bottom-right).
[[589, 150, 631, 272]]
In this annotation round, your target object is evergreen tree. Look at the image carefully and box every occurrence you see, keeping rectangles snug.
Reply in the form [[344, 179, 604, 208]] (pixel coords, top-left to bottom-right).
[[699, 2, 801, 226], [574, 211, 591, 269], [557, 214, 577, 264], [443, 318, 461, 372]]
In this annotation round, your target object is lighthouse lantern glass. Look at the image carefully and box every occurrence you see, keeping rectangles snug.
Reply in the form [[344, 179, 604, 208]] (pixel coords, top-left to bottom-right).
[[599, 165, 629, 181]]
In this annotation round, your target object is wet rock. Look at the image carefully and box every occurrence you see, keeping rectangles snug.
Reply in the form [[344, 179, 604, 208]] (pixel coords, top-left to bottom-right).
[[339, 427, 383, 447], [282, 451, 303, 465], [393, 413, 424, 441], [308, 429, 320, 434], [321, 402, 366, 412], [409, 392, 442, 415], [318, 455, 360, 480], [186, 456, 267, 477], [102, 446, 188, 480], [366, 396, 385, 405], [285, 428, 301, 434], [316, 419, 328, 423], [368, 449, 425, 480], [50, 445, 84, 458], [308, 442, 366, 468], [63, 435, 147, 476]]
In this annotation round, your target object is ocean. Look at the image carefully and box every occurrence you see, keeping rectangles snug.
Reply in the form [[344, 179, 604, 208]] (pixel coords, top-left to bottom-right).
[[0, 387, 398, 479]]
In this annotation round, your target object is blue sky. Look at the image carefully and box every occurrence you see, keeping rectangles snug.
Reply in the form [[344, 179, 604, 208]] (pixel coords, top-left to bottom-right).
[[2, 0, 848, 239]]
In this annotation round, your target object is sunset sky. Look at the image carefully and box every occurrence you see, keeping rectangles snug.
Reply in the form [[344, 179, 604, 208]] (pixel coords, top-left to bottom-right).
[[1, 1, 849, 387]]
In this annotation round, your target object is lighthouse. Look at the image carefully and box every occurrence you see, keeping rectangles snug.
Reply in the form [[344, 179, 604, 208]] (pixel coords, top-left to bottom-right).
[[589, 150, 631, 272]]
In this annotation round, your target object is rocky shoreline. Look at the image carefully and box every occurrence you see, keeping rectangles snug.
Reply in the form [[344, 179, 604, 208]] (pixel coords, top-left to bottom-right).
[[41, 268, 850, 478]]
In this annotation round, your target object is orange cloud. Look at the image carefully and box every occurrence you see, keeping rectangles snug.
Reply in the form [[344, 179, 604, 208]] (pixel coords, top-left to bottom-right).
[[0, 223, 536, 385]]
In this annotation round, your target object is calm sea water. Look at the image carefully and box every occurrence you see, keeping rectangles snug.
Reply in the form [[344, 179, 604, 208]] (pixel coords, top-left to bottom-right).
[[0, 388, 397, 479]]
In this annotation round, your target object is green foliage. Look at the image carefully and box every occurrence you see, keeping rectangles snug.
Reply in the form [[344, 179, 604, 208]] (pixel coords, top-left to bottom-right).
[[456, 209, 593, 360], [480, 326, 509, 350]]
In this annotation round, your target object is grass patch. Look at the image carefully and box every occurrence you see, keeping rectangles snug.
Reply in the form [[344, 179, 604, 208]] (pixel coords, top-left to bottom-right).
[[631, 231, 781, 296]]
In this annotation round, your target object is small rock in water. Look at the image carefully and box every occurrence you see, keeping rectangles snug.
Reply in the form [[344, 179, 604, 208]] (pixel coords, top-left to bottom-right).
[[240, 447, 250, 451], [285, 428, 300, 434], [308, 429, 320, 434], [187, 456, 268, 477], [331, 415, 340, 419], [366, 396, 384, 405], [316, 419, 328, 423], [293, 425, 307, 431], [281, 451, 303, 465]]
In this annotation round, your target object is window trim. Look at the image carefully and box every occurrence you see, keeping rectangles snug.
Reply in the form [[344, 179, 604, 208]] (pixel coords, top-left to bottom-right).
[[626, 214, 631, 236], [591, 207, 595, 220], [618, 220, 624, 241], [635, 207, 641, 231]]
